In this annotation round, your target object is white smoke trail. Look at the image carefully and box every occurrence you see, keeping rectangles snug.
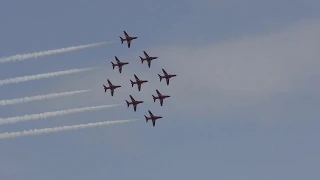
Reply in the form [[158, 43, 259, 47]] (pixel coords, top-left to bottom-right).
[[0, 41, 114, 63], [0, 89, 90, 106], [0, 119, 139, 139], [0, 104, 119, 125], [0, 67, 97, 86]]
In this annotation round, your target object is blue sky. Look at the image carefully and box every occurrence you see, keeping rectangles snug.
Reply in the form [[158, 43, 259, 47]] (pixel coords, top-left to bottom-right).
[[0, 0, 320, 179]]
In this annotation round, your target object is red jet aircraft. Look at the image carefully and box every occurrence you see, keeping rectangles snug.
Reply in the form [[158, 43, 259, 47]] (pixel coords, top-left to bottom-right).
[[125, 95, 144, 112], [130, 74, 148, 91], [158, 69, 177, 85], [111, 56, 129, 73], [139, 51, 158, 68], [152, 89, 170, 106], [119, 31, 137, 48], [145, 110, 162, 127], [103, 79, 121, 96]]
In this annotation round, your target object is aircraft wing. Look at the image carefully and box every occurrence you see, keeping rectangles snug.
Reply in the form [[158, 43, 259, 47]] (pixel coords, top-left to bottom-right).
[[156, 90, 161, 96], [138, 84, 141, 91], [160, 99, 163, 106], [166, 78, 170, 85], [124, 31, 129, 38], [148, 110, 154, 117], [152, 119, 156, 127], [133, 104, 137, 112], [129, 95, 135, 102], [115, 56, 120, 63], [134, 74, 140, 81], [127, 41, 131, 48], [162, 69, 168, 76], [107, 80, 113, 86], [111, 89, 114, 96], [143, 51, 149, 58], [119, 66, 122, 73], [148, 61, 151, 68]]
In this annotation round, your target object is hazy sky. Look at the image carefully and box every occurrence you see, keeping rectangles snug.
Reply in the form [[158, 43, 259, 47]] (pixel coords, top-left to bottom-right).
[[0, 0, 320, 179]]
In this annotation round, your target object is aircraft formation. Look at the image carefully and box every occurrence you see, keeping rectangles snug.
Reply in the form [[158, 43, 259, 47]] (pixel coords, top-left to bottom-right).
[[103, 31, 177, 127]]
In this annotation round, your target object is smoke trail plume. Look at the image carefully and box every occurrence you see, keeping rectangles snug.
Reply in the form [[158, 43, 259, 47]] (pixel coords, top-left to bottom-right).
[[0, 67, 96, 86], [0, 41, 114, 63], [0, 89, 90, 106], [0, 119, 138, 139], [0, 104, 119, 125]]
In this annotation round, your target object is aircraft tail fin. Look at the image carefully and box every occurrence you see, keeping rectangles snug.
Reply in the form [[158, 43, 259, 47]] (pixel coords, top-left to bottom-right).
[[103, 85, 108, 92], [139, 56, 144, 63], [120, 36, 124, 44], [111, 62, 115, 69], [125, 100, 130, 107], [145, 115, 148, 122], [158, 74, 162, 82], [152, 95, 156, 102], [130, 80, 134, 87]]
